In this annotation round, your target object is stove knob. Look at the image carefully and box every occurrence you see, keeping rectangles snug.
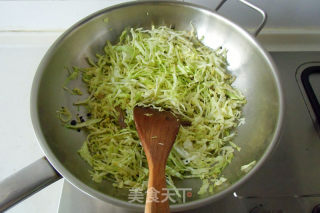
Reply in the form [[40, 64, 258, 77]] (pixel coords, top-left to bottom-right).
[[313, 204, 320, 213]]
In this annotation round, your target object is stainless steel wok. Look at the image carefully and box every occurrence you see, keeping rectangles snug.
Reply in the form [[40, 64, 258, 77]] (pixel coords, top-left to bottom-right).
[[0, 0, 284, 212]]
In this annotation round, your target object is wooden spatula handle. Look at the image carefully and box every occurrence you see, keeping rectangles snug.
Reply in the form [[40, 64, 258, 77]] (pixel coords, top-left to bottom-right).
[[133, 107, 180, 213], [145, 164, 169, 213]]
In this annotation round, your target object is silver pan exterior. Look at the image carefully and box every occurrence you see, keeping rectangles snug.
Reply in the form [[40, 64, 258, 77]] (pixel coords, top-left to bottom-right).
[[30, 1, 284, 212]]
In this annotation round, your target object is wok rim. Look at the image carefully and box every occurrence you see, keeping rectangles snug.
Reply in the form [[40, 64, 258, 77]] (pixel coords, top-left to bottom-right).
[[30, 1, 284, 211]]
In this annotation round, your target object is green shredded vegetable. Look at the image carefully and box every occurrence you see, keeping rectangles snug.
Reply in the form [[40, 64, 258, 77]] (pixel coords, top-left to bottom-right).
[[63, 87, 83, 96], [240, 160, 256, 173], [65, 118, 102, 129], [103, 17, 109, 24], [56, 107, 72, 123], [79, 141, 93, 167], [63, 25, 246, 196], [72, 88, 83, 95], [64, 67, 80, 86]]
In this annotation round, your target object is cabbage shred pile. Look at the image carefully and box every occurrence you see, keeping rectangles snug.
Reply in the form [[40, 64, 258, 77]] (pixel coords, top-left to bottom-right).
[[66, 26, 246, 196]]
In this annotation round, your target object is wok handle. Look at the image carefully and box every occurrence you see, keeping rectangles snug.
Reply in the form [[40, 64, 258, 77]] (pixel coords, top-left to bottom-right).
[[215, 0, 267, 36], [0, 157, 62, 212]]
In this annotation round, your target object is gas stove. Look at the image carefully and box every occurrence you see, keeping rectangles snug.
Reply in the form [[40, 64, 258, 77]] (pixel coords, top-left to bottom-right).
[[57, 52, 320, 213]]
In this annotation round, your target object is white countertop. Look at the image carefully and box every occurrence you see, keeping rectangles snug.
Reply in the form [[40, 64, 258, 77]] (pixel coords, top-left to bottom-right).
[[1, 1, 320, 212], [0, 32, 59, 176], [0, 32, 63, 213]]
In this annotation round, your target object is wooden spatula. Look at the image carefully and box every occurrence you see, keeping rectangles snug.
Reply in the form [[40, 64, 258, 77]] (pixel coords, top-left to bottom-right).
[[133, 106, 180, 213]]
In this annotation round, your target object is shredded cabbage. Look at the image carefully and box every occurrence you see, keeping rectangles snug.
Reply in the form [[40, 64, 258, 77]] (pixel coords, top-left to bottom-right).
[[241, 160, 256, 173], [56, 107, 72, 123], [64, 26, 246, 196]]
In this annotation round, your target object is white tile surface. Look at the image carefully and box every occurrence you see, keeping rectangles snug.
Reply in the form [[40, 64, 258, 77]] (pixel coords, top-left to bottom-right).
[[0, 32, 60, 178], [0, 0, 132, 31]]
